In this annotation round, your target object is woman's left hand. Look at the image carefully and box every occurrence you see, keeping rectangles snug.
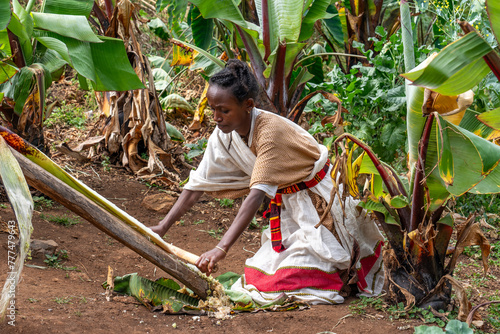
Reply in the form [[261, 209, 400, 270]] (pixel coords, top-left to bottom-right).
[[195, 247, 226, 274]]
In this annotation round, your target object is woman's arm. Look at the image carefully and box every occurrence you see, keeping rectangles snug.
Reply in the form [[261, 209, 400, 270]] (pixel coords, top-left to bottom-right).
[[196, 188, 266, 274], [150, 189, 204, 237]]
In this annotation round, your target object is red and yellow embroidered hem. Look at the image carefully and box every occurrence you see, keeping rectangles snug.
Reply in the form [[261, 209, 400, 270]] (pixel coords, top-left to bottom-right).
[[263, 160, 331, 253]]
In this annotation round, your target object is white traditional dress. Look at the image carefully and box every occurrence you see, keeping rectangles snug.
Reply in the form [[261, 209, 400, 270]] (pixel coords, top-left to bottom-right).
[[184, 108, 384, 305]]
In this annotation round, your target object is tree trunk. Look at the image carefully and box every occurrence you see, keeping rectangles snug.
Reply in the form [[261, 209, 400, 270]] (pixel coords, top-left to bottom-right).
[[11, 149, 209, 298]]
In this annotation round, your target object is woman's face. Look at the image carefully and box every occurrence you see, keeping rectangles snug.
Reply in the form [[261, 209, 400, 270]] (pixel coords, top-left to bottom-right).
[[207, 85, 254, 136]]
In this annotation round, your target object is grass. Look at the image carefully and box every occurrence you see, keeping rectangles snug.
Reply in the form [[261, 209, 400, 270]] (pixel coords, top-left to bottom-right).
[[0, 203, 7, 209], [193, 219, 205, 225], [40, 213, 80, 227], [206, 228, 224, 240], [349, 296, 449, 327], [33, 196, 54, 210], [487, 296, 500, 330], [53, 297, 73, 304], [249, 217, 260, 230], [44, 250, 79, 271], [44, 101, 88, 129], [101, 156, 111, 172], [215, 198, 234, 208]]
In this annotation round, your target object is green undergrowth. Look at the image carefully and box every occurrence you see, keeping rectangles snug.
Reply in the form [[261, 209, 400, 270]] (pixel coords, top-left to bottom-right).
[[39, 213, 80, 227], [44, 250, 78, 271], [349, 296, 454, 328]]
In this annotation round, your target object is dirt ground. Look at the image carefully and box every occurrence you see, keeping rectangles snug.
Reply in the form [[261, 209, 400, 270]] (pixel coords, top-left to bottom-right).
[[0, 160, 498, 333]]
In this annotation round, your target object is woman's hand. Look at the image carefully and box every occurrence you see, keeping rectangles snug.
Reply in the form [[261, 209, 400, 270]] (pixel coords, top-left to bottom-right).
[[195, 247, 227, 274]]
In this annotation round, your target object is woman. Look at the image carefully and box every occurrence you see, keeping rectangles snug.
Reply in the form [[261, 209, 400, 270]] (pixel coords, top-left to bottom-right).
[[151, 60, 384, 305]]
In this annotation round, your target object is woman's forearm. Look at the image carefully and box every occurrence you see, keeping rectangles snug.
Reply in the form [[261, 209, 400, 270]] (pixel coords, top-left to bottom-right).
[[216, 188, 266, 252], [153, 189, 203, 236]]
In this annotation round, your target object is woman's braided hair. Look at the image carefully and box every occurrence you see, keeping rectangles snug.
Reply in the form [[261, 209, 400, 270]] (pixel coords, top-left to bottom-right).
[[209, 59, 259, 103]]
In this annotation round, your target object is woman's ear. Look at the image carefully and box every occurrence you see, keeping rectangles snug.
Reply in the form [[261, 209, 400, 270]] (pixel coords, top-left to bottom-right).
[[246, 98, 255, 109]]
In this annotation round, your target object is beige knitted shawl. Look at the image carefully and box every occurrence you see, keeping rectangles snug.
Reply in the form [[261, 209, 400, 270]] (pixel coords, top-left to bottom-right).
[[184, 108, 324, 199]]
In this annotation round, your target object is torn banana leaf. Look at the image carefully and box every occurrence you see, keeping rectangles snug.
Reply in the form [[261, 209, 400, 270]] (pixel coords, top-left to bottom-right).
[[0, 135, 33, 320]]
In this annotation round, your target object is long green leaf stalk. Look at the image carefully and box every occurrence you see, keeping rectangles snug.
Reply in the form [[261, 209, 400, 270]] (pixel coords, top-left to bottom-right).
[[400, 0, 415, 72]]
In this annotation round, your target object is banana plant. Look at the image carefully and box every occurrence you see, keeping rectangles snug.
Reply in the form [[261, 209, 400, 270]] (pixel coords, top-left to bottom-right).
[[332, 1, 500, 315], [0, 0, 145, 149], [159, 0, 354, 125]]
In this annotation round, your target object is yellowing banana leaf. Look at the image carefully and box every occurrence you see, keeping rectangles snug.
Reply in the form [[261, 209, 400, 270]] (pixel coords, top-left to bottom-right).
[[172, 44, 194, 66], [0, 127, 198, 264], [476, 107, 500, 131], [459, 109, 500, 142], [436, 115, 454, 186], [0, 62, 18, 85], [383, 194, 409, 209], [172, 38, 225, 69], [401, 32, 492, 96], [487, 0, 500, 45], [0, 135, 33, 321], [189, 81, 209, 131]]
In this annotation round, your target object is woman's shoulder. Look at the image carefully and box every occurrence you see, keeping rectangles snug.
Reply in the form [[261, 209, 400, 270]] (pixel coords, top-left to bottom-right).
[[255, 109, 294, 130]]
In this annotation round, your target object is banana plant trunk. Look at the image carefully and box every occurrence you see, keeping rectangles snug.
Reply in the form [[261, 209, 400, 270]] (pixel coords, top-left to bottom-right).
[[11, 149, 209, 298]]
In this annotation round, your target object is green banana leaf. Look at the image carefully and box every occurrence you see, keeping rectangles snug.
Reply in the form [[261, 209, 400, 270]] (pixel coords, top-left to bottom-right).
[[254, 0, 304, 52], [0, 135, 33, 320], [34, 31, 144, 91], [32, 12, 101, 43], [487, 0, 500, 45], [435, 113, 500, 196], [12, 0, 32, 37], [110, 272, 307, 313], [298, 0, 334, 42], [0, 0, 10, 30], [0, 62, 18, 85], [191, 6, 214, 50], [401, 32, 493, 96], [148, 18, 169, 41], [0, 66, 36, 115], [110, 273, 199, 312], [41, 0, 94, 17], [321, 5, 345, 48], [91, 36, 145, 91], [189, 0, 249, 29], [7, 13, 33, 65], [165, 122, 185, 142]]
